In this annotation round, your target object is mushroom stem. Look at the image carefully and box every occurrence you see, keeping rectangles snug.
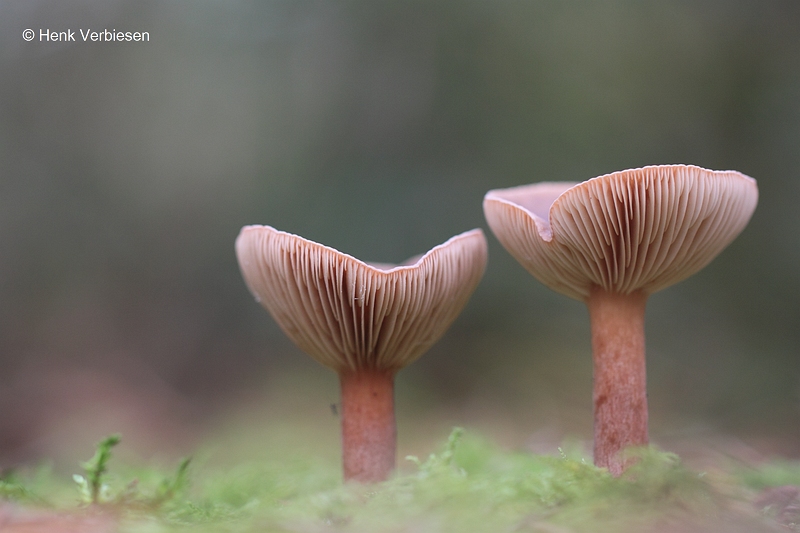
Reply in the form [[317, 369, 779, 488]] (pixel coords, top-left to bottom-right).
[[587, 287, 649, 476], [339, 368, 396, 483]]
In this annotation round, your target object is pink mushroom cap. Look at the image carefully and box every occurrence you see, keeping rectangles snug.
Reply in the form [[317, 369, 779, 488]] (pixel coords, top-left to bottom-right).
[[235, 227, 488, 373], [483, 164, 758, 301]]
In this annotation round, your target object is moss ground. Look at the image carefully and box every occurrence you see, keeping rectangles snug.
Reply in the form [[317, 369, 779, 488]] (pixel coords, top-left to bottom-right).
[[1, 427, 798, 533]]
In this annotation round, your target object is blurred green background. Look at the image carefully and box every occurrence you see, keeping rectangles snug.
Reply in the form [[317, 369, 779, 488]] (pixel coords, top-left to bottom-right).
[[1, 1, 798, 466]]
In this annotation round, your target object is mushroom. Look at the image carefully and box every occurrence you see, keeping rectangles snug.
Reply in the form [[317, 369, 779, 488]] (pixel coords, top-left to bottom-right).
[[482, 165, 758, 475], [235, 226, 488, 482]]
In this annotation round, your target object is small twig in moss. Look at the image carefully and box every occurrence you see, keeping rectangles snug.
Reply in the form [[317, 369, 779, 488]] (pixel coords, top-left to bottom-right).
[[74, 434, 121, 504], [406, 427, 465, 476], [153, 457, 192, 507]]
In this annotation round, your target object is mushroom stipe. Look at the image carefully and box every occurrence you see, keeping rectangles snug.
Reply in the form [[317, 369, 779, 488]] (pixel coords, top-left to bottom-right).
[[589, 287, 648, 475], [340, 368, 396, 482]]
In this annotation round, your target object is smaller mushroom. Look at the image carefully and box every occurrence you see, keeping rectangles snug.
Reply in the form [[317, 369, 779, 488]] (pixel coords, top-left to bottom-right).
[[483, 165, 758, 475], [236, 226, 487, 482]]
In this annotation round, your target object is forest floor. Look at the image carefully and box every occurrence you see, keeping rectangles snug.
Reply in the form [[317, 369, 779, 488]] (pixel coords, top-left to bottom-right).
[[2, 425, 800, 533]]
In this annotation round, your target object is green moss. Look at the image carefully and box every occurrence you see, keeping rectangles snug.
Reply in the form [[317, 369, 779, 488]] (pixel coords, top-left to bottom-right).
[[736, 459, 800, 490], [0, 470, 45, 504], [0, 429, 791, 532]]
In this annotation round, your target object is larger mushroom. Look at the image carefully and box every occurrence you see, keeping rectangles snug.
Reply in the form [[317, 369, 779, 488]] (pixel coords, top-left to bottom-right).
[[483, 165, 758, 475], [236, 226, 487, 482]]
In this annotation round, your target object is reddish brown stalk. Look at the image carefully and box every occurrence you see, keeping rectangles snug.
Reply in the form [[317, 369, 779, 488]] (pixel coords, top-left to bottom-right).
[[339, 368, 396, 483], [587, 287, 649, 476]]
